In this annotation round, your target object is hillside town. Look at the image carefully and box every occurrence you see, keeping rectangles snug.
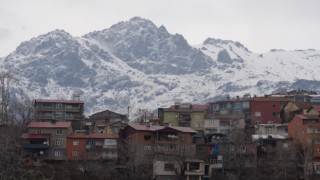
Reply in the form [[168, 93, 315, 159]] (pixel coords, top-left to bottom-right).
[[1, 89, 320, 180]]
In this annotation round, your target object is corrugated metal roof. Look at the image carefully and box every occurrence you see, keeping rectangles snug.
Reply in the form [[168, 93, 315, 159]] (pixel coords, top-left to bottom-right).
[[34, 99, 84, 104], [27, 122, 72, 128], [68, 133, 118, 139]]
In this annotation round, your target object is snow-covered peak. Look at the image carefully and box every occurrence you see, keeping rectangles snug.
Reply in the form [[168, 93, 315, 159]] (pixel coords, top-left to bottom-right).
[[2, 17, 320, 117]]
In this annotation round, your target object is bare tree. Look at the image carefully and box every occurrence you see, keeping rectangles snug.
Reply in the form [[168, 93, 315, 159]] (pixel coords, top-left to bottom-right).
[[10, 97, 34, 127], [0, 70, 15, 125], [132, 108, 150, 123]]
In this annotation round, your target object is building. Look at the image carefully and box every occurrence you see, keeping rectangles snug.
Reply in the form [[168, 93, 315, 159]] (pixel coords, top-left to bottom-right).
[[119, 124, 198, 165], [204, 114, 245, 135], [288, 114, 320, 175], [34, 99, 85, 129], [250, 96, 293, 125], [21, 121, 72, 161], [153, 157, 205, 180], [67, 132, 118, 161], [281, 102, 316, 123], [158, 103, 208, 133], [89, 110, 128, 123], [255, 124, 288, 137], [208, 96, 251, 127]]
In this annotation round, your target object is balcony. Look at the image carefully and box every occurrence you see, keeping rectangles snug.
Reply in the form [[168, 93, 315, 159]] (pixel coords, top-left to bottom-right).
[[65, 115, 83, 120], [36, 115, 54, 120], [65, 107, 82, 112], [210, 155, 223, 168], [21, 144, 49, 149]]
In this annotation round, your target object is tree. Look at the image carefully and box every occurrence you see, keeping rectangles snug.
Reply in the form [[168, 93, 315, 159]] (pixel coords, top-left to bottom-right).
[[132, 108, 150, 123], [0, 70, 15, 125], [10, 97, 34, 128]]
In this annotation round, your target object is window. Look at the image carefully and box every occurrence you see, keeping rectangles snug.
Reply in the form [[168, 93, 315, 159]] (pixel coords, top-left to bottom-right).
[[72, 150, 80, 157], [189, 162, 200, 171], [256, 121, 260, 125], [144, 145, 151, 151], [194, 122, 200, 128], [164, 163, 175, 171], [56, 129, 63, 135], [168, 113, 174, 120], [54, 150, 62, 157], [268, 121, 273, 124], [56, 104, 62, 109], [55, 140, 62, 146], [194, 114, 201, 120], [255, 112, 261, 117], [55, 111, 62, 117], [36, 129, 42, 134], [144, 135, 151, 141], [73, 140, 79, 146], [266, 127, 273, 134], [113, 128, 119, 133]]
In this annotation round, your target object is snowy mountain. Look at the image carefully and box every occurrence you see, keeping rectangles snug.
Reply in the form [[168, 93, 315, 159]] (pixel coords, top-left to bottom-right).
[[2, 17, 320, 117]]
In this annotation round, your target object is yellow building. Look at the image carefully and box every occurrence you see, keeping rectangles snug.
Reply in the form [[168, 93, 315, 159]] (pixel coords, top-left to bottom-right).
[[159, 103, 208, 133]]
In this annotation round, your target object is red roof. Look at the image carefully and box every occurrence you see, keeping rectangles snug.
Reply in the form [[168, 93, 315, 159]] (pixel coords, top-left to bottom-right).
[[312, 105, 320, 112], [28, 122, 72, 128], [34, 99, 84, 104], [68, 133, 118, 139], [21, 133, 50, 139], [168, 126, 198, 133]]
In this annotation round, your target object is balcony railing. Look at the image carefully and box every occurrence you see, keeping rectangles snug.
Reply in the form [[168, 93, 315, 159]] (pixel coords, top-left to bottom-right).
[[36, 115, 53, 120], [21, 144, 49, 149], [65, 107, 82, 112]]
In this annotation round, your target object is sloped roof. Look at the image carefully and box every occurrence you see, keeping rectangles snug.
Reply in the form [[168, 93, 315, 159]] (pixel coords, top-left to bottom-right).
[[68, 133, 118, 139], [167, 126, 198, 133], [27, 122, 72, 128], [312, 105, 320, 112]]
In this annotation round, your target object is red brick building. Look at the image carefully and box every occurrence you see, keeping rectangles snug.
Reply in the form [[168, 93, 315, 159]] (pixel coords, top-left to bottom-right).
[[250, 96, 293, 125], [288, 114, 320, 174], [67, 133, 118, 161], [119, 124, 198, 164]]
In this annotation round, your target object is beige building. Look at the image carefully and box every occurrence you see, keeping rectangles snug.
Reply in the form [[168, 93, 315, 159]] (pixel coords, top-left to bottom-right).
[[204, 114, 245, 135], [21, 121, 72, 160]]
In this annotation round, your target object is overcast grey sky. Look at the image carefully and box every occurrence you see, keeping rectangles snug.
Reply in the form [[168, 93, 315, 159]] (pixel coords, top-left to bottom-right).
[[1, 0, 320, 57]]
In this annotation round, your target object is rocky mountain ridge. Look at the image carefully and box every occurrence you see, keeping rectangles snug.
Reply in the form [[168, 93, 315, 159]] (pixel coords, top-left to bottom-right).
[[2, 17, 320, 116]]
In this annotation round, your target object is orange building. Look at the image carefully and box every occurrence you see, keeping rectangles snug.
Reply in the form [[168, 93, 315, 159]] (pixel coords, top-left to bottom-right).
[[288, 114, 320, 174]]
